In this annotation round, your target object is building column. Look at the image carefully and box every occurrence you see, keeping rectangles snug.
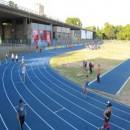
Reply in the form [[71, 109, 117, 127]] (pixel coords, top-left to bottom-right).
[[51, 24, 53, 45], [0, 21, 2, 44], [23, 18, 28, 38], [12, 20, 16, 38]]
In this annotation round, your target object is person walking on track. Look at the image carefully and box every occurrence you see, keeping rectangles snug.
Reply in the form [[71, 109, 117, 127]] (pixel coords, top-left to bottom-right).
[[16, 99, 26, 130], [21, 56, 25, 65], [21, 63, 26, 83], [99, 102, 112, 130], [97, 64, 101, 83], [11, 53, 14, 63], [82, 75, 89, 98], [15, 54, 18, 63]]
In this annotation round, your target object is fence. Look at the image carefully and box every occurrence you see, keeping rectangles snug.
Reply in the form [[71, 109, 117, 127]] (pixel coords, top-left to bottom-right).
[[0, 38, 31, 46]]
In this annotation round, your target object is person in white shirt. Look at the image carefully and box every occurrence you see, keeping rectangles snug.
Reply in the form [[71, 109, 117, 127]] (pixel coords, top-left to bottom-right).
[[11, 53, 14, 63], [21, 63, 26, 83], [15, 54, 18, 63], [21, 56, 24, 65]]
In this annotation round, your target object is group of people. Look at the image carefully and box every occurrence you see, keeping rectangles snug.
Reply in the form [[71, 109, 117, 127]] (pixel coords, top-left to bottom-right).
[[82, 63, 101, 96], [11, 53, 19, 63], [82, 61, 101, 97], [82, 61, 112, 130], [83, 61, 95, 75], [16, 97, 112, 130], [4, 53, 26, 83]]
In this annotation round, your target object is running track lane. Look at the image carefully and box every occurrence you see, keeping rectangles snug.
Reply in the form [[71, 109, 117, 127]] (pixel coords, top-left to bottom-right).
[[88, 59, 130, 94], [0, 46, 130, 130]]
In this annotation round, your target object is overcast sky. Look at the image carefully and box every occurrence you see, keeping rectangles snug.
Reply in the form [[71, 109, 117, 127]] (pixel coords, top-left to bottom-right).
[[12, 0, 130, 28]]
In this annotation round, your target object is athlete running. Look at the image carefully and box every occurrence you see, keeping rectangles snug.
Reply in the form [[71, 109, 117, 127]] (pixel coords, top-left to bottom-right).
[[15, 54, 18, 63], [21, 56, 24, 65], [99, 102, 112, 130], [11, 53, 14, 63], [21, 63, 26, 83], [82, 75, 89, 98], [5, 53, 8, 64]]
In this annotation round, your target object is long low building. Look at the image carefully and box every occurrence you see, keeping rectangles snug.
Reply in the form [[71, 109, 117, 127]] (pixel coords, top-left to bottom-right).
[[0, 0, 96, 46]]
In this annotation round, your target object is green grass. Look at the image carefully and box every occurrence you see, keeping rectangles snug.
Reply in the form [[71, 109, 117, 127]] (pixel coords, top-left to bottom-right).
[[114, 77, 130, 106], [50, 40, 130, 105], [51, 41, 130, 86]]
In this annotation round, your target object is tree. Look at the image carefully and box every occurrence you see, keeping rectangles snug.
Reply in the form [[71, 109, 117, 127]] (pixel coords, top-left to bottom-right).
[[96, 27, 104, 39], [85, 26, 96, 31], [9, 1, 18, 9], [65, 17, 82, 28], [115, 25, 123, 40], [122, 24, 130, 40], [103, 22, 116, 39]]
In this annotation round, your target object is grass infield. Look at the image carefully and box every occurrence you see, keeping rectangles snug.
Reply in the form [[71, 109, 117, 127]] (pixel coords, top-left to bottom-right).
[[50, 40, 130, 106]]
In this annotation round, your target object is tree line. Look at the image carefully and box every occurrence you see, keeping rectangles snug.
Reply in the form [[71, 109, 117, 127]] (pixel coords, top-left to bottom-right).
[[65, 18, 130, 40], [86, 23, 130, 40]]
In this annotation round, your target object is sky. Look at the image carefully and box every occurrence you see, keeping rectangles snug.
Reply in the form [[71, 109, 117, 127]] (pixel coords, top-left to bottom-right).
[[11, 0, 130, 28]]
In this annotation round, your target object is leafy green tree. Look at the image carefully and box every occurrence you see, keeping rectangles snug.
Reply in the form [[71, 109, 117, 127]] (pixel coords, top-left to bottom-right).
[[65, 17, 82, 28], [122, 24, 130, 40], [103, 22, 116, 39], [9, 1, 18, 9], [96, 27, 103, 39], [85, 26, 96, 31]]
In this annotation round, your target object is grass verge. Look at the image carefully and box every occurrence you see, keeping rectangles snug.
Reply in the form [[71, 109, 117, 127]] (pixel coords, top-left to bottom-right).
[[50, 40, 130, 106]]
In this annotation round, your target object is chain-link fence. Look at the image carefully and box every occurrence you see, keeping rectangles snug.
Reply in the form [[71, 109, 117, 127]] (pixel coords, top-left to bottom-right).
[[0, 38, 31, 46]]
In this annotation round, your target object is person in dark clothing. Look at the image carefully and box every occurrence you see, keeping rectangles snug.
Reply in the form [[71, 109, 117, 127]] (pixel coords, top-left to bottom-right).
[[99, 102, 112, 130], [89, 62, 92, 74], [97, 64, 101, 83], [16, 99, 26, 130], [83, 60, 87, 71]]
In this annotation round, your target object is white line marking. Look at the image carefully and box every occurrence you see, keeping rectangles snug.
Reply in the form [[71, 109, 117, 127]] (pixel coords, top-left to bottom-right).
[[48, 59, 130, 112], [45, 59, 130, 120], [12, 59, 55, 130], [27, 60, 98, 129], [25, 61, 78, 130], [2, 64, 31, 130], [54, 108, 65, 113], [116, 76, 130, 95], [0, 114, 8, 130], [89, 60, 128, 85], [35, 59, 126, 129], [45, 65, 130, 123]]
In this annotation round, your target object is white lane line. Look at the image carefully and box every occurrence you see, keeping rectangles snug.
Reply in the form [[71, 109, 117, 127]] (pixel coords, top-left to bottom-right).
[[89, 60, 128, 85], [43, 60, 130, 124], [25, 61, 78, 130], [44, 66, 130, 123], [35, 60, 128, 129], [48, 60, 130, 113], [2, 64, 31, 130], [28, 60, 98, 129], [116, 76, 130, 95], [11, 58, 55, 130], [0, 114, 8, 130], [35, 60, 125, 130], [54, 108, 65, 114]]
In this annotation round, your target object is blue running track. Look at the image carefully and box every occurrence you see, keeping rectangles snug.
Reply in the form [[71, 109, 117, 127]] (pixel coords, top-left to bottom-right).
[[0, 46, 130, 130], [89, 59, 130, 94]]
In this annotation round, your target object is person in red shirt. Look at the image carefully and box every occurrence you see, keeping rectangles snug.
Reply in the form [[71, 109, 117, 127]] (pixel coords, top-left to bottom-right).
[[97, 64, 101, 83]]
